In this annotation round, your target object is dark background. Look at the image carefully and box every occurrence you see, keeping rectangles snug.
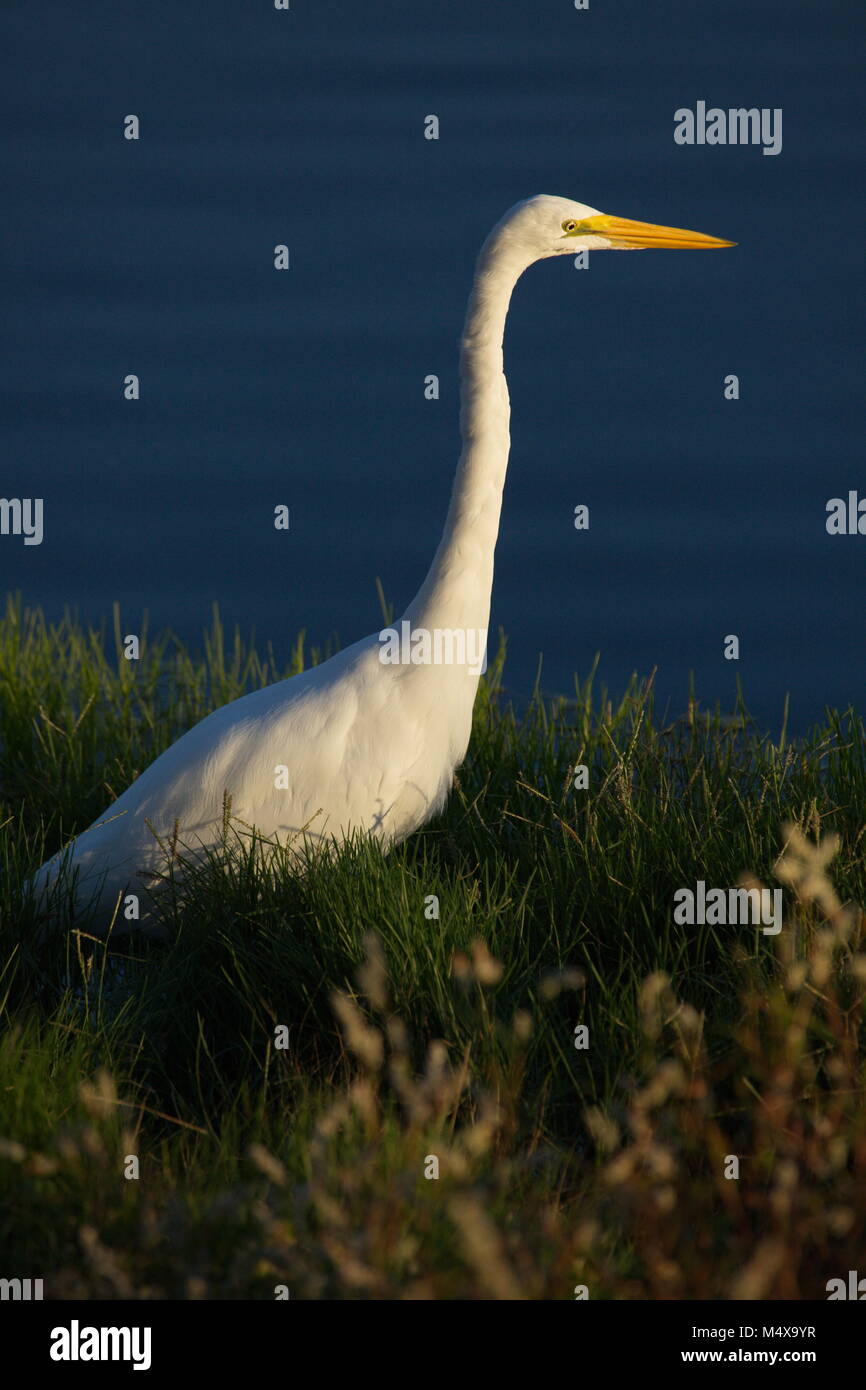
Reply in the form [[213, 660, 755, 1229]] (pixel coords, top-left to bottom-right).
[[3, 0, 864, 730]]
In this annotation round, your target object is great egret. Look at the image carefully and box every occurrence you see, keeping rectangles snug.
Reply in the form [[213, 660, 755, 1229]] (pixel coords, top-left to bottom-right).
[[31, 195, 733, 930]]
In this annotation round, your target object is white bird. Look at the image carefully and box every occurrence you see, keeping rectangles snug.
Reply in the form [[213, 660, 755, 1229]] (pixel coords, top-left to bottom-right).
[[31, 195, 733, 931]]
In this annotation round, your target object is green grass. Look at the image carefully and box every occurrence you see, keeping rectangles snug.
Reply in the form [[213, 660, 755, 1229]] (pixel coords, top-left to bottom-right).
[[1, 594, 864, 1299]]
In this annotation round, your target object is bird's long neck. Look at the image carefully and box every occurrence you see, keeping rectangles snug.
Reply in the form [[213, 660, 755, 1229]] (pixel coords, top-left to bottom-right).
[[403, 231, 529, 638]]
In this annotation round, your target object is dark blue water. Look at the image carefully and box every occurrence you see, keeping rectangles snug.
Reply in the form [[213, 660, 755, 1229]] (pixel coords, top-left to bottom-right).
[[3, 0, 865, 731]]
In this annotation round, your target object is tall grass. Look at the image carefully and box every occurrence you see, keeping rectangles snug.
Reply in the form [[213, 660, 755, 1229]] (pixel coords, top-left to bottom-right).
[[0, 597, 864, 1297]]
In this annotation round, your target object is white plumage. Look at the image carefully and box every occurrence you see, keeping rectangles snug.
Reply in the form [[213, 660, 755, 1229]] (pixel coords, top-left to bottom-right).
[[30, 195, 732, 928]]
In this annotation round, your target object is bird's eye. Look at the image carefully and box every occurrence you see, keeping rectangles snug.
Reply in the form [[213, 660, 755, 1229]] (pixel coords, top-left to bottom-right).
[[562, 220, 577, 233]]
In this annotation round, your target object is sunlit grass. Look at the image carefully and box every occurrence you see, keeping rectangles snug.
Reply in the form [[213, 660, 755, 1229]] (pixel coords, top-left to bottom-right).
[[0, 597, 864, 1298]]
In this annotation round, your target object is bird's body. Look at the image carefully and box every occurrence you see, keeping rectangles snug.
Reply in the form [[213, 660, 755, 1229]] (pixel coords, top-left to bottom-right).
[[34, 632, 476, 925], [30, 195, 732, 929]]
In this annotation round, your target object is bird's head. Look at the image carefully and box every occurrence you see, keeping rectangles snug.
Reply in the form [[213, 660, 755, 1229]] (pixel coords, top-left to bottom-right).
[[490, 193, 735, 263]]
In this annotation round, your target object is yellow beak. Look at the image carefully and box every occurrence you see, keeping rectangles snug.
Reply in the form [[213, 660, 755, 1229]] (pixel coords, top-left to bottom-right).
[[577, 214, 735, 249]]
